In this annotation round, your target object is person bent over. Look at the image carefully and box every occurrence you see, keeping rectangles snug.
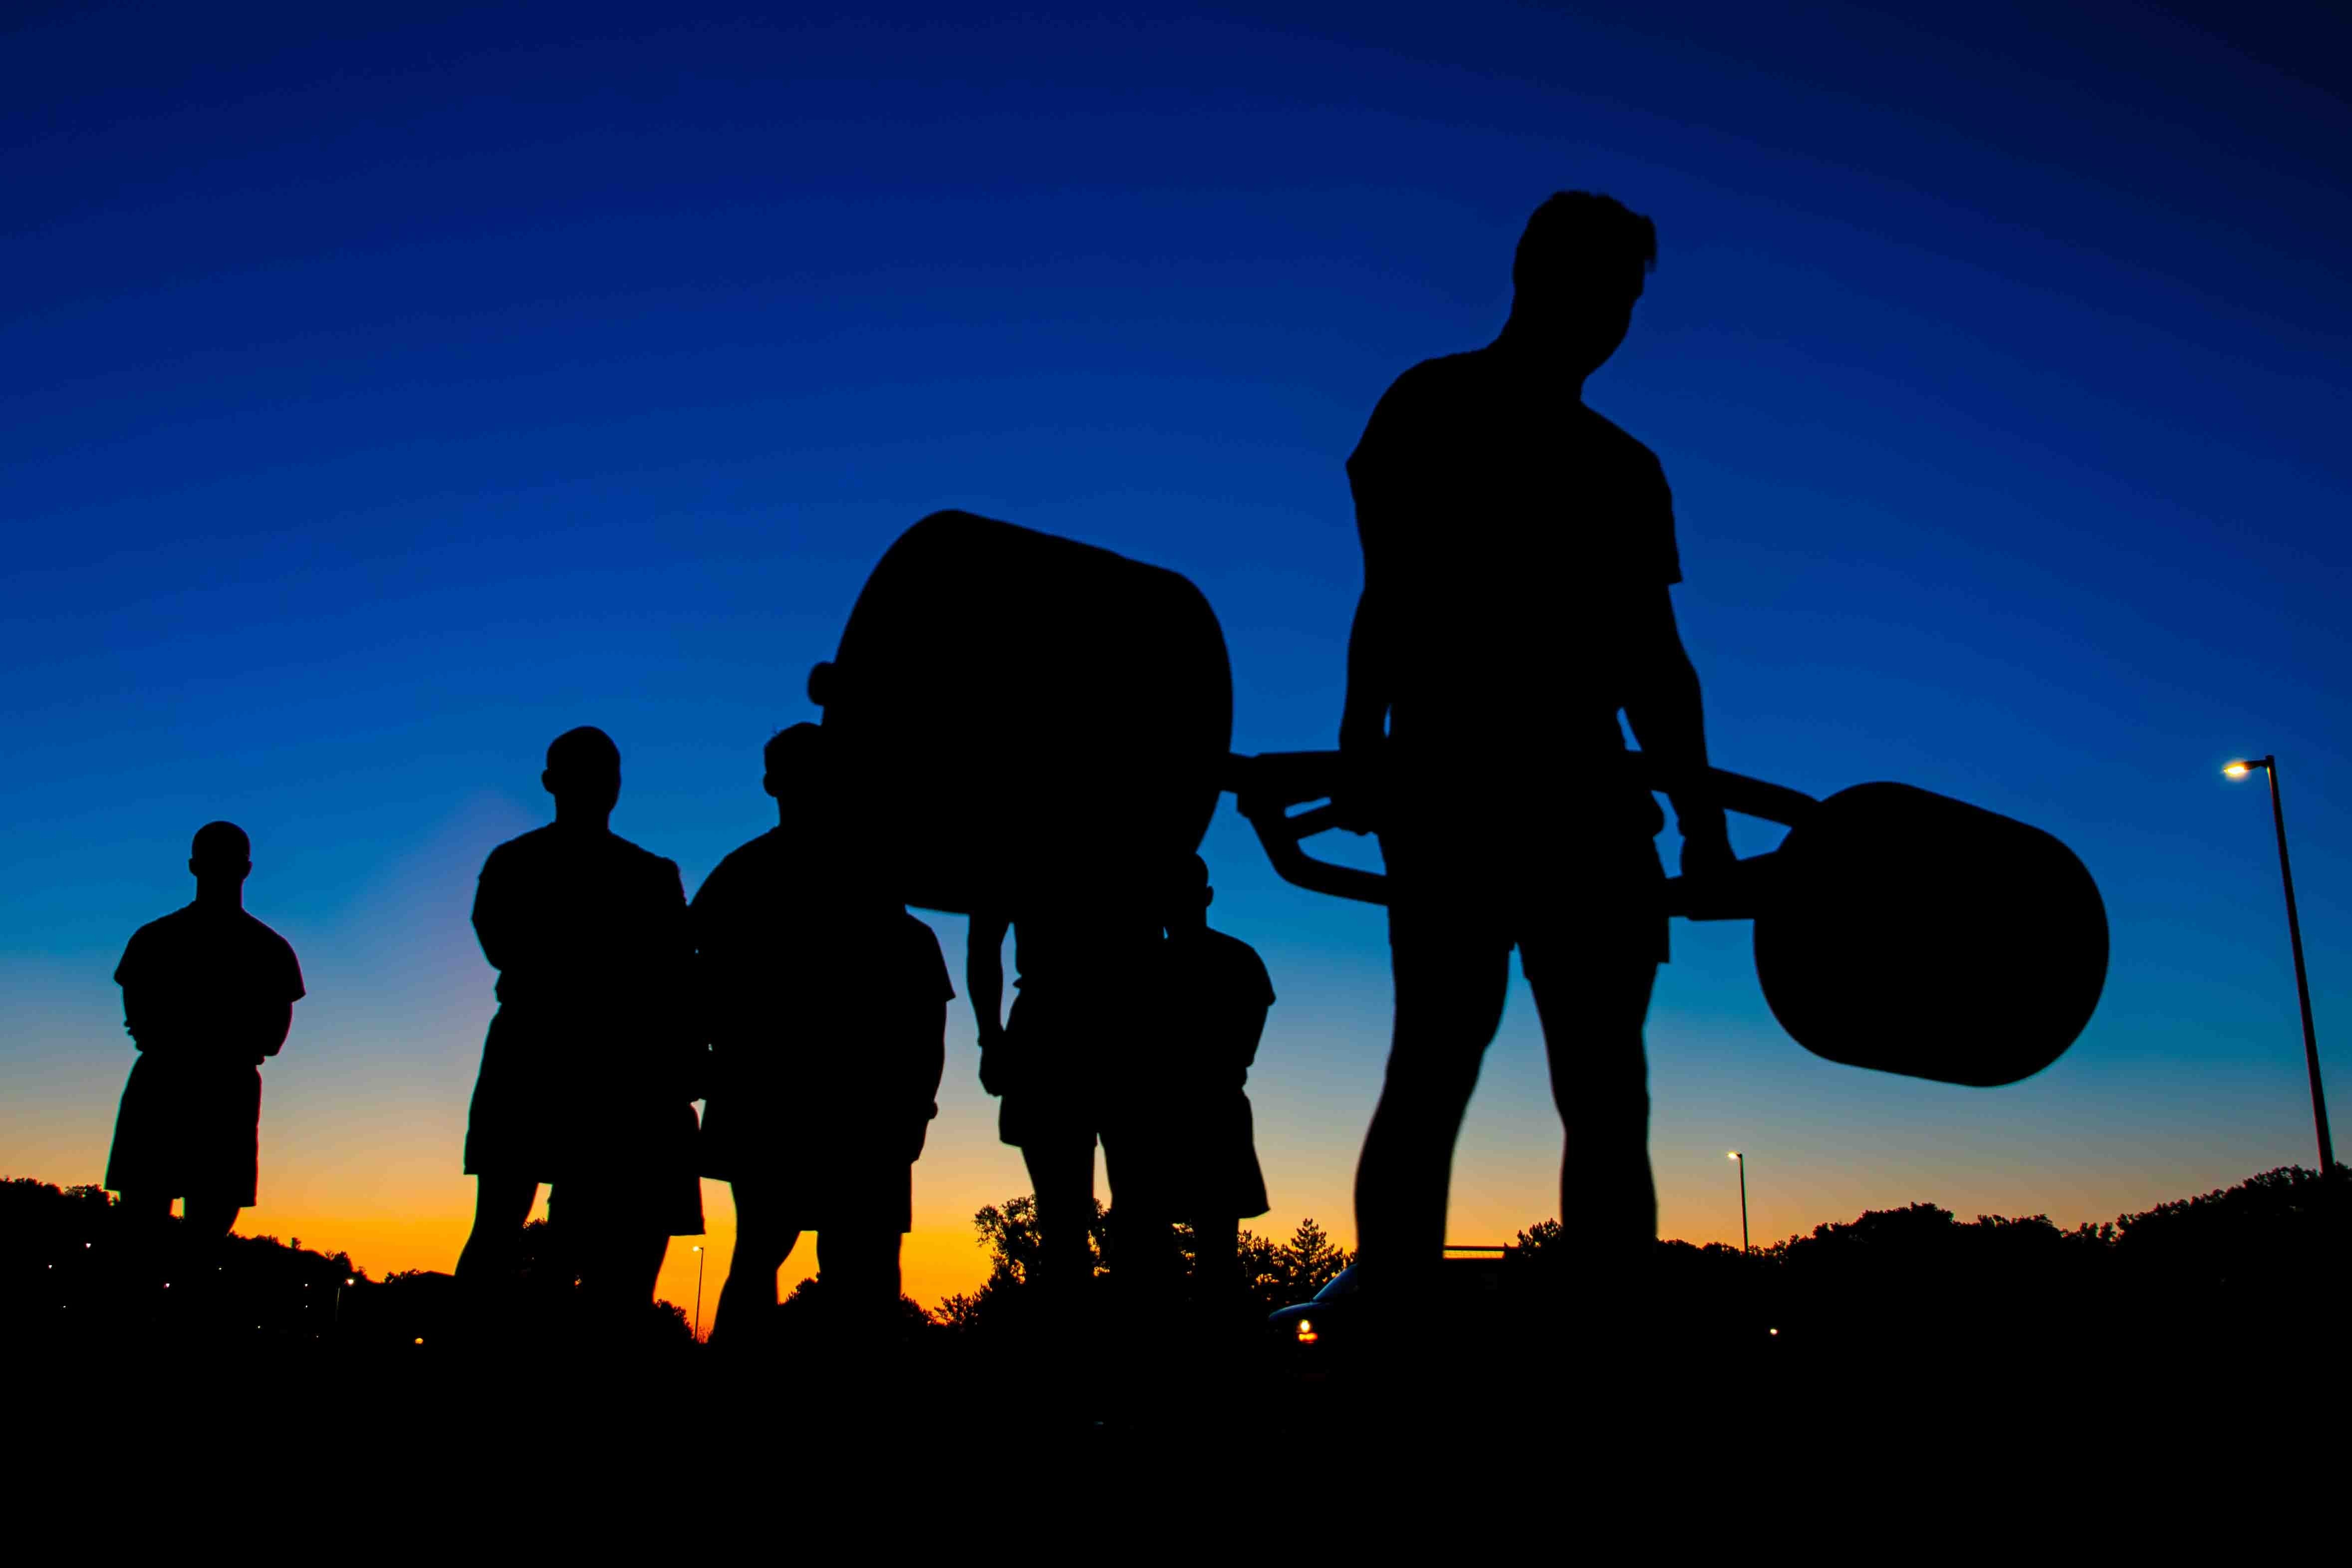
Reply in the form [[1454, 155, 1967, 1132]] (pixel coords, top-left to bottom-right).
[[697, 724, 951, 1354]]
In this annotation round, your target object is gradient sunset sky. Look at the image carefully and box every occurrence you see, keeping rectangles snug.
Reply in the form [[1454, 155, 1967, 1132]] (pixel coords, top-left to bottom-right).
[[5, 1, 2348, 1315]]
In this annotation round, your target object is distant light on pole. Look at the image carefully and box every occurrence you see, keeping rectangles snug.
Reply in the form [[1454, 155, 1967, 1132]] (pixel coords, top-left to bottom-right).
[[1728, 1152, 1751, 1255], [2222, 755, 2335, 1173], [691, 1245, 706, 1342]]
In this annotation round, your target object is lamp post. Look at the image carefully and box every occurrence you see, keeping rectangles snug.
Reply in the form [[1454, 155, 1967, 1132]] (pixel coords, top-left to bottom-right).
[[691, 1245, 706, 1342], [1728, 1151, 1750, 1255], [2224, 757, 2335, 1173]]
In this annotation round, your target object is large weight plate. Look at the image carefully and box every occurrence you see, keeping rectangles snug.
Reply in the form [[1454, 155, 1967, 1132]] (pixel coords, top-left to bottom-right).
[[1754, 783, 2107, 1086]]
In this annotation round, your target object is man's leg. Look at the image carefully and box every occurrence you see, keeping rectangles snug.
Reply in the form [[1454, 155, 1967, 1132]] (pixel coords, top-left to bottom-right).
[[1021, 1131, 1097, 1299], [181, 1194, 239, 1244], [113, 1190, 174, 1310], [710, 1182, 799, 1348], [814, 1228, 902, 1329], [455, 1174, 539, 1284], [1525, 943, 1660, 1269], [1100, 1128, 1185, 1310], [576, 1222, 669, 1333], [1352, 918, 1512, 1284], [1186, 1216, 1240, 1314], [170, 1192, 241, 1330]]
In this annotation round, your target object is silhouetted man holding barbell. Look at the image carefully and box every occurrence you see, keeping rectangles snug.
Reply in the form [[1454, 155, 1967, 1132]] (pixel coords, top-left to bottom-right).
[[1340, 192, 1732, 1312]]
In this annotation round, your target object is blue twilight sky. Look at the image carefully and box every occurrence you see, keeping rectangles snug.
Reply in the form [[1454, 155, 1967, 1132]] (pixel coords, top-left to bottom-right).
[[3, 1, 2348, 1296]]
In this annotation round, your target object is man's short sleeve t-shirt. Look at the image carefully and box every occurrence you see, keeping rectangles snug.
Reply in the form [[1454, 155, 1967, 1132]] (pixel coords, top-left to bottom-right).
[[1346, 347, 1681, 758], [114, 905, 304, 1063], [1163, 928, 1276, 1091]]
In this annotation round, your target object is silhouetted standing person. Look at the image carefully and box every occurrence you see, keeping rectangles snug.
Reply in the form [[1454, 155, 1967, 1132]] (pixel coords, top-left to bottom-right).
[[457, 727, 702, 1335], [1104, 854, 1276, 1312], [106, 821, 304, 1308], [1340, 193, 1732, 1301], [969, 898, 1160, 1305], [695, 725, 951, 1350]]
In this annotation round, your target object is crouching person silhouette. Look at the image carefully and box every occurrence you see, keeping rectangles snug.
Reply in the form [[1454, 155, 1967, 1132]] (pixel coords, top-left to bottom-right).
[[1340, 192, 1732, 1324], [1103, 855, 1276, 1320], [456, 727, 703, 1341], [105, 821, 304, 1316], [696, 725, 951, 1355]]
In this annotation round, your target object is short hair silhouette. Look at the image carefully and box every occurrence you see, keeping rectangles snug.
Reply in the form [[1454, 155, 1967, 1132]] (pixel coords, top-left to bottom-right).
[[1512, 191, 1657, 294], [1168, 852, 1211, 910], [763, 722, 821, 777], [545, 725, 621, 775], [190, 821, 250, 865]]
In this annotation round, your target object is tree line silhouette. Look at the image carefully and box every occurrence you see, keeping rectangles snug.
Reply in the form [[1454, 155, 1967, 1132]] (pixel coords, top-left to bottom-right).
[[9, 1165, 2341, 1362]]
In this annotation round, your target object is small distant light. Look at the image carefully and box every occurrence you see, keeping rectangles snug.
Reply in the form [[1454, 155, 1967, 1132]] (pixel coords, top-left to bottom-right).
[[84, 1243, 91, 1249], [414, 1337, 425, 1346], [344, 1278, 354, 1287], [2223, 762, 2253, 779], [1769, 1327, 1780, 1336], [1295, 1318, 1319, 1345], [1728, 1151, 1742, 1160]]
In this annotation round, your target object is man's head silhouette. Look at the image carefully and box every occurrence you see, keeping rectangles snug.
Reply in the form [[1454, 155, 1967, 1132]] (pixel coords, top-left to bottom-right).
[[1164, 852, 1212, 932], [1505, 191, 1657, 381], [543, 726, 622, 821], [189, 820, 251, 904], [762, 722, 828, 820]]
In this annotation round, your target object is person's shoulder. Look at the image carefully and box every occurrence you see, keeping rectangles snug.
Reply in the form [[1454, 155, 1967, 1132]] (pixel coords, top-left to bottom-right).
[[702, 830, 780, 885], [120, 906, 192, 965], [130, 905, 196, 942], [236, 909, 297, 953], [1201, 926, 1262, 961], [607, 831, 683, 881], [482, 824, 557, 872], [1204, 927, 1275, 999], [1578, 406, 1668, 476], [1382, 351, 1485, 408]]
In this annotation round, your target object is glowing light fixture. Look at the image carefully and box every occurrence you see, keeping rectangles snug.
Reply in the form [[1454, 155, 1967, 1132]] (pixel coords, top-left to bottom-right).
[[2219, 752, 2333, 1172]]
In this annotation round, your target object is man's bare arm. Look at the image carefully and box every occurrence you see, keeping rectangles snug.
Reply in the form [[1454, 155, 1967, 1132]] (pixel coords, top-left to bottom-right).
[[255, 1000, 293, 1062], [1623, 586, 1733, 872], [967, 912, 1010, 1097], [966, 911, 1008, 1047], [1339, 584, 1392, 756]]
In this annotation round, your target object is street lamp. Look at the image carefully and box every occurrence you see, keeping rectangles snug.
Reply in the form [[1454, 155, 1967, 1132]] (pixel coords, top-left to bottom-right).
[[1728, 1152, 1750, 1255], [2223, 756, 2336, 1172], [691, 1245, 706, 1342]]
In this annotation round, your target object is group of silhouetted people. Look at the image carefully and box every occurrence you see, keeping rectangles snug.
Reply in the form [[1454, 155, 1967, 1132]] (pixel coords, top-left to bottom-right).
[[106, 722, 1279, 1353], [103, 190, 1728, 1361]]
